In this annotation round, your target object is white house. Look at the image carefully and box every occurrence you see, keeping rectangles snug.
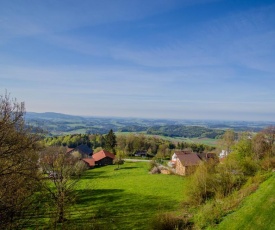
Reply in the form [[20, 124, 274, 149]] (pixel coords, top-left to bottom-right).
[[219, 150, 228, 158]]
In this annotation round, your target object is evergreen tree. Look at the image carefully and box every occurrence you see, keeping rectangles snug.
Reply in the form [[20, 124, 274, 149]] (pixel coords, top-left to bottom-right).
[[105, 129, 117, 153]]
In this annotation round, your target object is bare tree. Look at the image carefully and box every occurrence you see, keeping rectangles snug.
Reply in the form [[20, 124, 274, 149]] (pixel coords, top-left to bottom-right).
[[252, 132, 269, 160], [39, 146, 87, 224], [263, 126, 275, 157]]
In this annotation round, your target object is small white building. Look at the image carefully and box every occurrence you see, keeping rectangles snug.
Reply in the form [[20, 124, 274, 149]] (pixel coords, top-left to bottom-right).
[[219, 150, 228, 158]]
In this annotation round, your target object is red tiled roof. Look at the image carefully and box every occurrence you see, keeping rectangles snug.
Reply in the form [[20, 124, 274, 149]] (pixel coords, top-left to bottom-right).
[[82, 158, 95, 167], [92, 150, 115, 162], [177, 153, 202, 166]]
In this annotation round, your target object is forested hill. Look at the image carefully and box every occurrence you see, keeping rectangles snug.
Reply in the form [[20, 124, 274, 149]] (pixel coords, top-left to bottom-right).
[[25, 112, 274, 136], [147, 125, 225, 138]]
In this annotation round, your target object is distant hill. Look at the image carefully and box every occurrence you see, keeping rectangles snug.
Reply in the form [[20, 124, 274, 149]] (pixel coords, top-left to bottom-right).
[[24, 112, 274, 136], [26, 112, 85, 121], [147, 125, 225, 138]]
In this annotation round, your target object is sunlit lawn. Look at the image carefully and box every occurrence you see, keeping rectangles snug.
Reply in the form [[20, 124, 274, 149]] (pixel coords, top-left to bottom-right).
[[66, 161, 188, 229]]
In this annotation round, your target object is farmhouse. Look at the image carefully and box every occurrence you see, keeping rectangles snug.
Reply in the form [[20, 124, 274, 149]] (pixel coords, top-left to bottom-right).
[[168, 151, 192, 167], [175, 153, 202, 176], [82, 158, 95, 168], [92, 149, 115, 166]]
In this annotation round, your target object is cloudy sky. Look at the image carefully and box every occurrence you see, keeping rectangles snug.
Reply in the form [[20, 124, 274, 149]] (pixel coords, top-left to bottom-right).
[[1, 0, 275, 121]]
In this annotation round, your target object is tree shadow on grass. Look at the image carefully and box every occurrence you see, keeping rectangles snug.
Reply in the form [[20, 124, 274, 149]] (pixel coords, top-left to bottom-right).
[[80, 171, 111, 180], [71, 189, 180, 229], [116, 166, 138, 170], [76, 189, 125, 205]]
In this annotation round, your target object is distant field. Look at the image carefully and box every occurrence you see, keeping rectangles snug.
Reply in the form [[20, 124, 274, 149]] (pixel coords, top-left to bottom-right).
[[213, 174, 275, 230], [34, 162, 188, 229], [115, 132, 218, 146]]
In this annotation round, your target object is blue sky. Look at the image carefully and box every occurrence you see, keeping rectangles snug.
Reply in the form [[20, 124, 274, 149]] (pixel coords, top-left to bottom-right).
[[1, 0, 275, 121]]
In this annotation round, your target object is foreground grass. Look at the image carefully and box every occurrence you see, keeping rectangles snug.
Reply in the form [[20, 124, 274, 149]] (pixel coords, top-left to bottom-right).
[[34, 162, 188, 229], [213, 173, 275, 230]]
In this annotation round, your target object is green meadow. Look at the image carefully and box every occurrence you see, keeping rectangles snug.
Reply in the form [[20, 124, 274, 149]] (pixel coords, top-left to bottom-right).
[[212, 174, 275, 230], [35, 162, 188, 229]]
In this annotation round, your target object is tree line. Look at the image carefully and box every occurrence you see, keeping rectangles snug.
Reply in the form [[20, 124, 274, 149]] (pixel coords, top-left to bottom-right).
[[44, 132, 216, 159]]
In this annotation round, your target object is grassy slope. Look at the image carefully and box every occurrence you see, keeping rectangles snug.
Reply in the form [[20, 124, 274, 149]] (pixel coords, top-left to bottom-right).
[[213, 174, 275, 230], [70, 162, 187, 229]]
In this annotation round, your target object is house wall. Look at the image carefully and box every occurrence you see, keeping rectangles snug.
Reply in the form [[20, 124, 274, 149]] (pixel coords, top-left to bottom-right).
[[175, 160, 198, 176], [171, 153, 178, 161], [175, 159, 186, 176], [96, 157, 113, 166]]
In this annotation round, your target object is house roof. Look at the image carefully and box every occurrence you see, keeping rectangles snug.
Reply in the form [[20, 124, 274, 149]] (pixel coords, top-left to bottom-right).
[[75, 144, 92, 154], [92, 150, 115, 162], [174, 151, 193, 155], [67, 144, 92, 155], [177, 153, 202, 166], [82, 158, 95, 167]]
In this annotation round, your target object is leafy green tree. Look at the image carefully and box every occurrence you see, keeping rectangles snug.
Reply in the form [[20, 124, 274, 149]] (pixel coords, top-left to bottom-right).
[[219, 129, 235, 153], [233, 132, 252, 159], [104, 129, 117, 153], [114, 148, 125, 169], [0, 92, 42, 229]]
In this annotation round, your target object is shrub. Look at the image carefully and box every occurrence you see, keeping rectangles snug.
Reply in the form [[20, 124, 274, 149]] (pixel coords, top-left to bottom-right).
[[194, 201, 224, 229], [240, 157, 259, 176], [148, 160, 158, 171], [186, 163, 215, 205], [150, 166, 161, 174], [261, 156, 275, 171], [213, 165, 246, 199], [150, 213, 191, 230]]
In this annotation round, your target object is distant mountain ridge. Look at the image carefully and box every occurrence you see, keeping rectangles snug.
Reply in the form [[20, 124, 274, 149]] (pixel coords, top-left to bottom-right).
[[26, 112, 85, 120], [25, 112, 274, 136]]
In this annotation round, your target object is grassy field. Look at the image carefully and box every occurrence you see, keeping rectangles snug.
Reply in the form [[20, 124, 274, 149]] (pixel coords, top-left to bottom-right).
[[115, 132, 218, 147], [35, 161, 188, 229], [213, 173, 275, 230]]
